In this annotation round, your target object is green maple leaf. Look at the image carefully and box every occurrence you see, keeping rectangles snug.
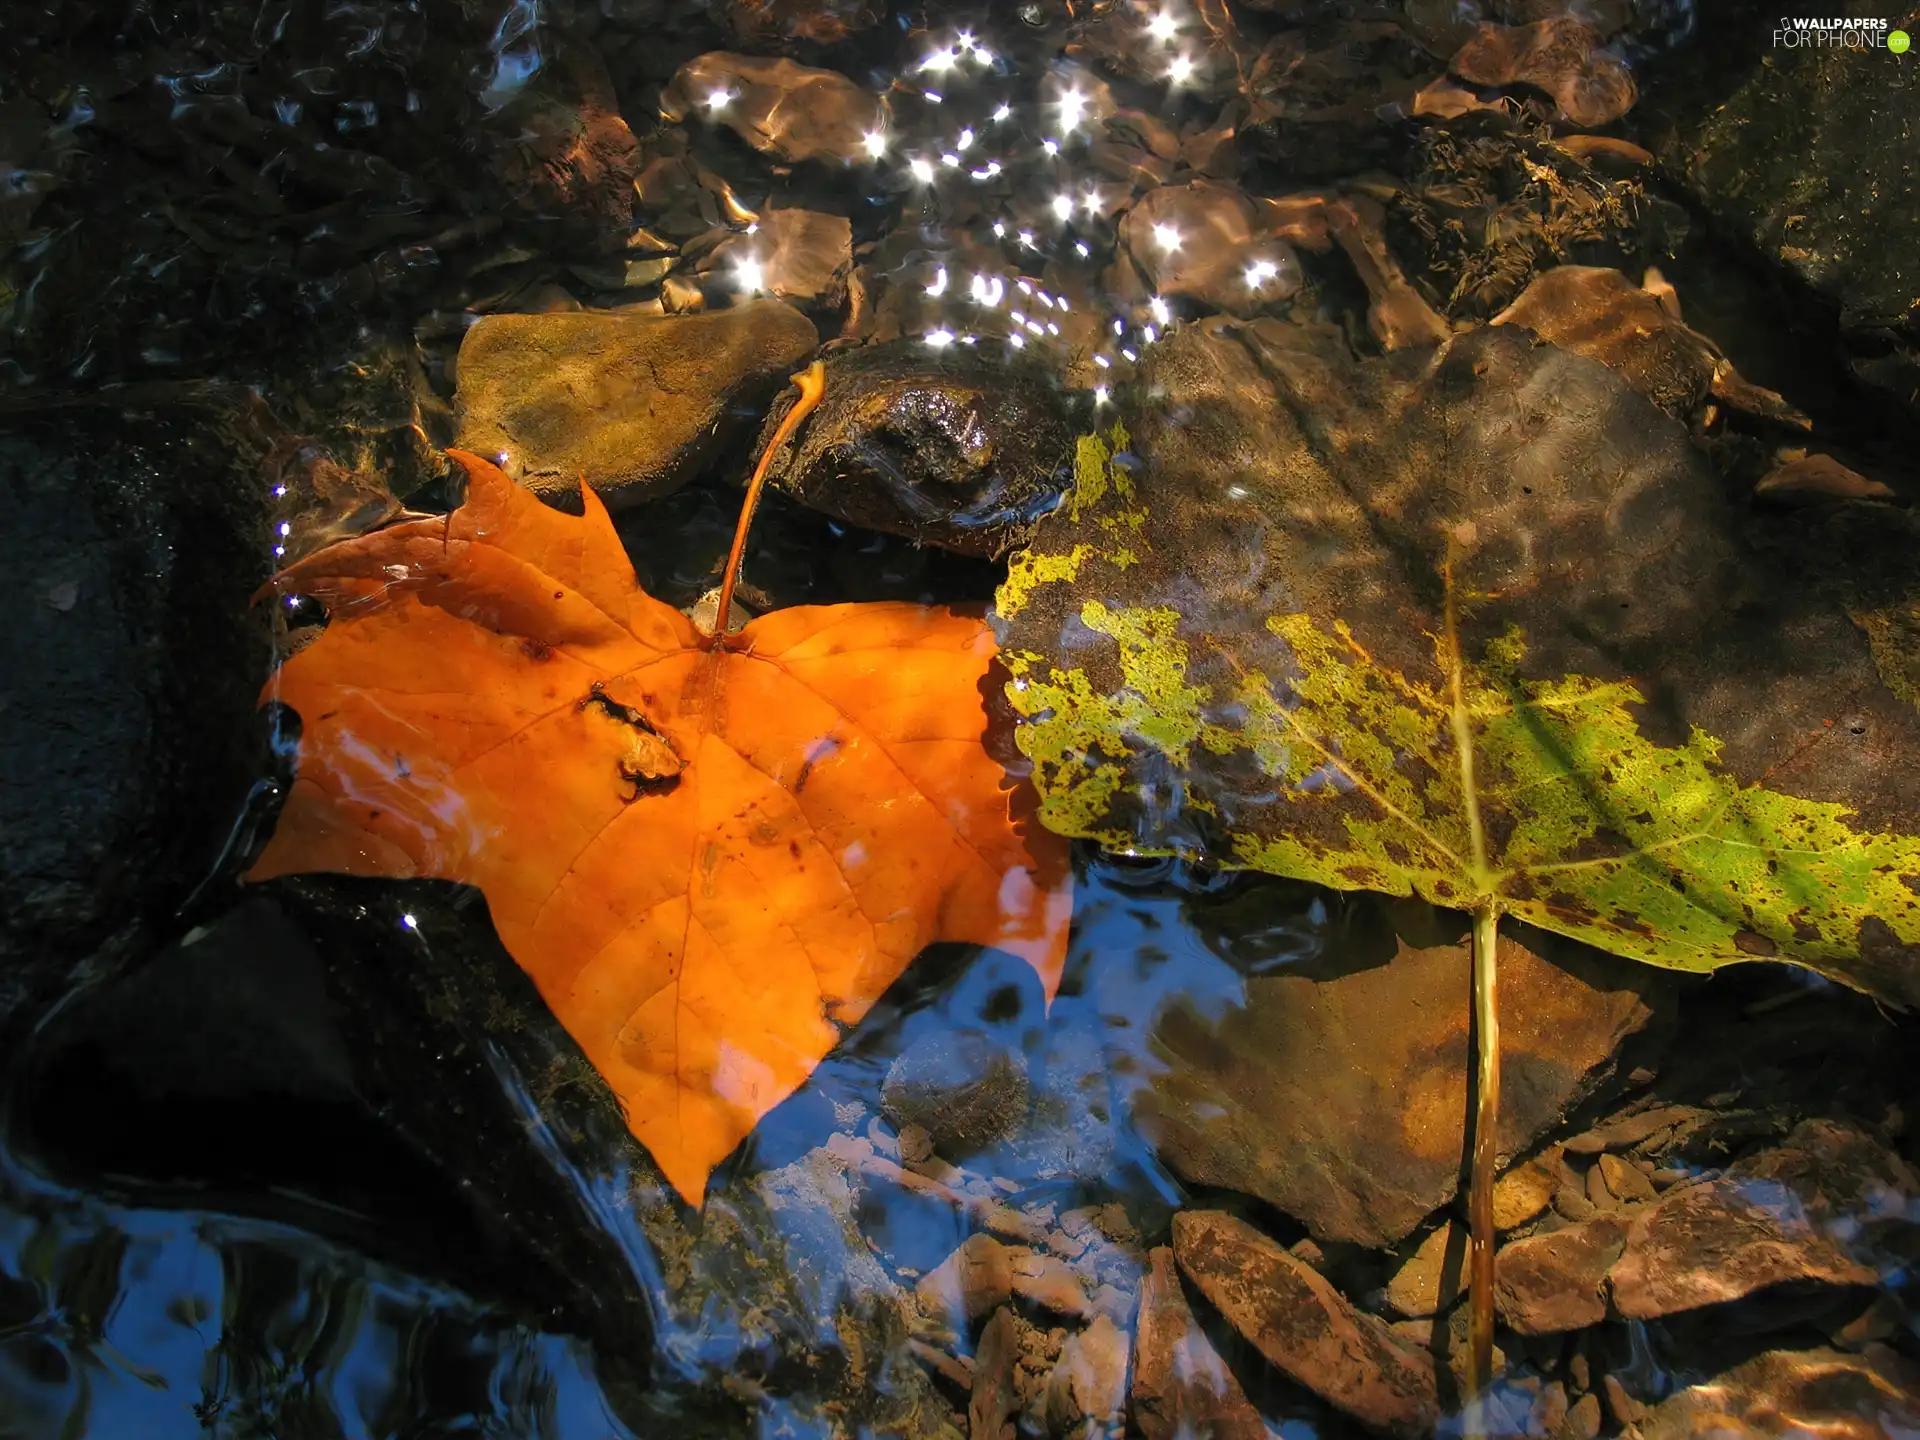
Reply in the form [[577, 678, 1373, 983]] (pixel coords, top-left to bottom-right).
[[994, 325, 1920, 1004]]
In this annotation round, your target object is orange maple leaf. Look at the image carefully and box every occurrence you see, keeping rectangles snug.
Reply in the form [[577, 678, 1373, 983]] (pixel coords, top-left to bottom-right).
[[247, 442, 1073, 1205]]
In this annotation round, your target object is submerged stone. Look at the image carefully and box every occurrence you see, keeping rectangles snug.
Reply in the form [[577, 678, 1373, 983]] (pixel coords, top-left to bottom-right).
[[753, 340, 1075, 558], [1645, 15, 1920, 425], [1638, 1346, 1920, 1440], [1492, 264, 1808, 426], [1610, 1117, 1914, 1320], [453, 300, 819, 507], [697, 208, 852, 306], [0, 413, 266, 1010], [1131, 1246, 1268, 1440], [1449, 18, 1636, 128], [660, 53, 885, 167], [1135, 904, 1664, 1248], [1173, 1209, 1439, 1438], [1608, 1177, 1879, 1319], [1494, 1214, 1629, 1334], [1114, 181, 1302, 316]]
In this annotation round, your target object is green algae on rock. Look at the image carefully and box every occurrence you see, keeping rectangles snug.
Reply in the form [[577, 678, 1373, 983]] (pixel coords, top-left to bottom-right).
[[992, 320, 1920, 1004]]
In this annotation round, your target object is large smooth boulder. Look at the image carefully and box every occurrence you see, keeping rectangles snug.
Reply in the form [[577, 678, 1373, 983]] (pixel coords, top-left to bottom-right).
[[454, 301, 818, 508], [0, 414, 266, 1010]]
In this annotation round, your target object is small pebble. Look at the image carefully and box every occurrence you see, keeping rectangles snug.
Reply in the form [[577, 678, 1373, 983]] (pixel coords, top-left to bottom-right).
[[1566, 1346, 1591, 1394], [1533, 1379, 1570, 1436], [896, 1123, 932, 1164], [1601, 1374, 1644, 1427], [1584, 1162, 1616, 1211], [1597, 1153, 1656, 1204], [1554, 1182, 1597, 1222], [1560, 1391, 1602, 1440]]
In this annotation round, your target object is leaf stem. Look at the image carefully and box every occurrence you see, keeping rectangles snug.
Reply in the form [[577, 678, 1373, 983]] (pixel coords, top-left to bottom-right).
[[713, 361, 828, 647], [1466, 897, 1501, 1434]]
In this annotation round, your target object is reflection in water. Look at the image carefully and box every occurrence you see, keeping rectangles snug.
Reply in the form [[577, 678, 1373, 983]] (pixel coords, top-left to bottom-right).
[[0, 1146, 635, 1439]]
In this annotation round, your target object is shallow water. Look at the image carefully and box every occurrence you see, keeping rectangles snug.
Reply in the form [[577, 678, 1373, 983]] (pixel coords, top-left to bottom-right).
[[3, 1, 1918, 1437]]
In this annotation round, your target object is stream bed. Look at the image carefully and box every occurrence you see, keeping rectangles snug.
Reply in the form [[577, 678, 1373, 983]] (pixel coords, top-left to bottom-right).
[[3, 1, 1919, 1437]]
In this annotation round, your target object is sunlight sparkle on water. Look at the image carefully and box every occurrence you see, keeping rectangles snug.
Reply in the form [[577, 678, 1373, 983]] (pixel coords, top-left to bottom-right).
[[1148, 9, 1180, 41], [1167, 54, 1196, 85], [1153, 223, 1181, 252], [734, 256, 764, 292], [1051, 195, 1073, 221], [1149, 295, 1172, 325], [918, 48, 956, 74], [863, 129, 886, 159], [1246, 258, 1280, 287], [705, 88, 732, 111], [910, 157, 935, 183], [1057, 88, 1087, 133], [925, 265, 949, 297], [924, 329, 955, 348]]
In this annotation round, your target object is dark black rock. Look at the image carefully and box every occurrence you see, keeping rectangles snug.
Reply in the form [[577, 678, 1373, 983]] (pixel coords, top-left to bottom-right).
[[1640, 0, 1920, 435], [755, 340, 1076, 559], [0, 412, 267, 1014]]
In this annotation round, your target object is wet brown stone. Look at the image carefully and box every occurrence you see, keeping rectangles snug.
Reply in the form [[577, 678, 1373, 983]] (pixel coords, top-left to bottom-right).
[[1598, 1153, 1657, 1204], [1326, 195, 1451, 350], [1384, 1220, 1469, 1319], [1756, 453, 1897, 502], [701, 208, 852, 306], [488, 47, 638, 252], [1561, 1390, 1603, 1440], [1136, 917, 1662, 1248], [1608, 1176, 1878, 1320], [969, 1307, 1020, 1440], [1132, 1247, 1269, 1440], [1116, 181, 1303, 316], [754, 338, 1074, 558], [1639, 1346, 1920, 1440], [719, 0, 880, 44], [1009, 1248, 1093, 1322], [660, 53, 885, 166], [453, 300, 818, 507], [1493, 1148, 1561, 1230], [1449, 18, 1636, 128], [1412, 75, 1511, 119], [1043, 1313, 1129, 1434], [1493, 266, 1807, 425], [918, 1234, 1015, 1331], [1563, 1103, 1705, 1155], [1494, 1214, 1628, 1334], [1173, 1210, 1439, 1438]]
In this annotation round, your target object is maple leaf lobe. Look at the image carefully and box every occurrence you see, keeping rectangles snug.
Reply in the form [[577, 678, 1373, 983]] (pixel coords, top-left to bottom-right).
[[251, 450, 1072, 1204]]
